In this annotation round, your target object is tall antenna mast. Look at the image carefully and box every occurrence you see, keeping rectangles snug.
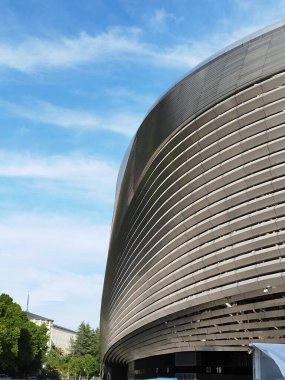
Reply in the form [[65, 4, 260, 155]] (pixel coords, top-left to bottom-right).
[[26, 292, 30, 312]]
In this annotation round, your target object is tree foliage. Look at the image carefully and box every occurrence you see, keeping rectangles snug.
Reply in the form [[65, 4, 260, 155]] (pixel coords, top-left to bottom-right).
[[0, 293, 48, 376], [71, 322, 100, 358], [0, 294, 101, 379], [69, 354, 99, 379], [44, 347, 67, 379], [70, 322, 100, 378], [44, 322, 101, 379]]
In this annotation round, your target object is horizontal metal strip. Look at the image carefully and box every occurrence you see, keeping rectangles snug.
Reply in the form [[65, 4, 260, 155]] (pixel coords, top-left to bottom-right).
[[111, 200, 285, 311], [119, 311, 285, 354], [116, 130, 285, 278], [119, 110, 284, 258], [112, 190, 285, 303], [110, 177, 285, 308], [110, 259, 285, 332], [111, 180, 284, 306], [108, 299, 285, 358], [115, 296, 285, 352], [109, 268, 285, 343], [121, 85, 285, 245], [110, 244, 285, 322], [111, 218, 285, 317], [105, 296, 285, 360], [121, 133, 285, 255], [108, 274, 285, 346], [113, 136, 283, 288], [129, 73, 285, 214]]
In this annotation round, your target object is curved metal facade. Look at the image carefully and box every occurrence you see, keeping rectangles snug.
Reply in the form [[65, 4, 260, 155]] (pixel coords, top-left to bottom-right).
[[101, 23, 285, 366]]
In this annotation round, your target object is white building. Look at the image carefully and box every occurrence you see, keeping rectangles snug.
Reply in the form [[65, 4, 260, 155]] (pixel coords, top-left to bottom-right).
[[27, 312, 77, 354]]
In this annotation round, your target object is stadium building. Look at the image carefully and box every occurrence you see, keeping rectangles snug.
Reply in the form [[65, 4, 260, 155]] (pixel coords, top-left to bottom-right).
[[101, 22, 285, 380]]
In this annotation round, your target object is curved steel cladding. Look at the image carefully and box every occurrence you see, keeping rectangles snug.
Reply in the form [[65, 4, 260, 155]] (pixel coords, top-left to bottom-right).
[[101, 23, 285, 364]]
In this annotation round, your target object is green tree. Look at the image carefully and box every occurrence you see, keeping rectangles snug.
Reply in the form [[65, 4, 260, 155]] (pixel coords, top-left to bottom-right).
[[82, 354, 99, 379], [68, 354, 98, 380], [71, 322, 94, 356], [43, 322, 101, 379], [0, 294, 48, 376], [69, 356, 84, 378], [44, 347, 67, 379], [70, 322, 101, 376], [0, 294, 25, 373], [18, 321, 48, 374]]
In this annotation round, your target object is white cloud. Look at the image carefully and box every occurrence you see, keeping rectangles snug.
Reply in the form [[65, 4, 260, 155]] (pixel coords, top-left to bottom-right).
[[0, 213, 110, 267], [0, 265, 104, 329], [0, 18, 282, 75], [2, 100, 141, 136], [0, 27, 152, 73], [0, 152, 114, 328], [0, 150, 118, 203], [9, 100, 99, 130], [0, 9, 283, 75], [104, 86, 154, 107], [31, 271, 104, 329], [0, 23, 273, 75], [0, 27, 208, 72], [106, 112, 143, 136], [234, 0, 284, 14], [0, 28, 142, 72], [152, 9, 170, 25], [0, 151, 114, 180], [0, 213, 110, 328], [160, 21, 283, 70], [149, 9, 182, 30]]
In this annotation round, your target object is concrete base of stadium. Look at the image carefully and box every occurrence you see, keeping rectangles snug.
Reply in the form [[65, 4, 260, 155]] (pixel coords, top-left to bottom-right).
[[104, 351, 252, 380]]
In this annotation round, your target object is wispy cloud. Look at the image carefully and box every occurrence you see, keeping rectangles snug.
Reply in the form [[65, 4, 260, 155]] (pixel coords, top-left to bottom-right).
[[233, 0, 284, 14], [104, 86, 154, 108], [0, 27, 212, 72], [149, 9, 183, 30], [0, 22, 279, 74], [2, 267, 104, 329], [0, 212, 110, 328], [0, 0, 283, 76], [0, 28, 142, 72], [5, 100, 99, 130], [0, 150, 118, 203], [30, 270, 104, 329], [0, 213, 109, 267], [2, 99, 141, 136], [0, 28, 149, 73]]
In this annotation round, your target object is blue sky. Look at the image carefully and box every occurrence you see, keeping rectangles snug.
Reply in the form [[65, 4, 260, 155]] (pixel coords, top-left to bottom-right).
[[1, 0, 285, 330]]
